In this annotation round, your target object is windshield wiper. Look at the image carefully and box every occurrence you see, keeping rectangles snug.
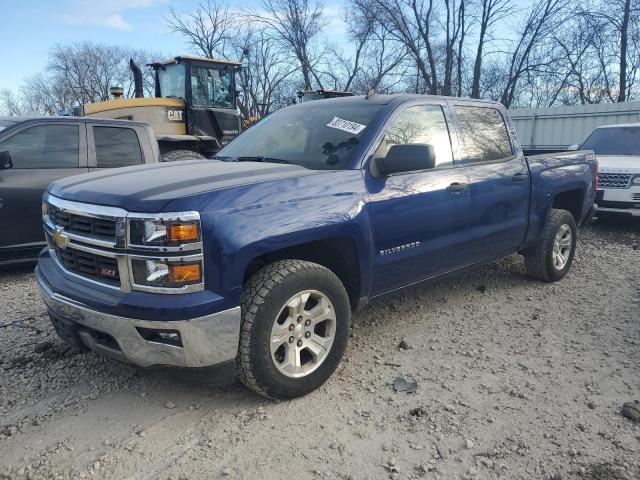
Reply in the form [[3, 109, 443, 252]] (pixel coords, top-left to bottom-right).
[[235, 156, 291, 164]]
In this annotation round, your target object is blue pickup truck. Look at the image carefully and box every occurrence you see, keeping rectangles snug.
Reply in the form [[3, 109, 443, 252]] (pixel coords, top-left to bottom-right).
[[36, 95, 597, 399]]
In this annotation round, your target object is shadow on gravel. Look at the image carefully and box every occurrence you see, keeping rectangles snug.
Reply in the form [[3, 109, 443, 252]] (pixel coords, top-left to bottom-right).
[[0, 262, 36, 276], [589, 215, 640, 243], [579, 462, 639, 480], [143, 361, 239, 391]]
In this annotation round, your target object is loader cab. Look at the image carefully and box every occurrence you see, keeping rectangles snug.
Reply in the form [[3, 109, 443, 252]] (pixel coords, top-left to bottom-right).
[[151, 56, 242, 147]]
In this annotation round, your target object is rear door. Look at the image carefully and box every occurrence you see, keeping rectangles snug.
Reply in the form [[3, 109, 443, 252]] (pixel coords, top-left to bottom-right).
[[450, 102, 529, 261], [87, 124, 145, 171], [366, 101, 471, 295], [0, 122, 88, 250]]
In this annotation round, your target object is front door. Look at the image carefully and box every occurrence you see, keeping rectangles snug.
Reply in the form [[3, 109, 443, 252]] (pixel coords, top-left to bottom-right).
[[0, 122, 87, 251], [366, 102, 470, 295]]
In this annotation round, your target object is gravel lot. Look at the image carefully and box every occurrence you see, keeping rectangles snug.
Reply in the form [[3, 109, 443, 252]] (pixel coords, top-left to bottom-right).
[[0, 218, 638, 480]]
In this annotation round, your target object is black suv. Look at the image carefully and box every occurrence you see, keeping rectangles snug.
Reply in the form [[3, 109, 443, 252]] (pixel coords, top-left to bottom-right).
[[0, 117, 159, 265]]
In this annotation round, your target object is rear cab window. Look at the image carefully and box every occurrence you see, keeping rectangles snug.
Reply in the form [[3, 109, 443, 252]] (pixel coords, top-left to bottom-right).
[[93, 126, 143, 167], [0, 124, 80, 168], [454, 105, 513, 163]]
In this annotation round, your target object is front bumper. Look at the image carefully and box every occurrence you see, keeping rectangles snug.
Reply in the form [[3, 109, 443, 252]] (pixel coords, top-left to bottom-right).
[[596, 206, 640, 217], [37, 267, 241, 368], [595, 186, 640, 216]]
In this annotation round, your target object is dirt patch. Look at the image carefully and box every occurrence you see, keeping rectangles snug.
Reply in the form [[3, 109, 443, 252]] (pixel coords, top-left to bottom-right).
[[0, 219, 638, 479]]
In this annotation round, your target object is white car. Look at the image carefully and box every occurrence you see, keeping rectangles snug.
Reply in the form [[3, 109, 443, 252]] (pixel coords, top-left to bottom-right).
[[574, 124, 640, 217]]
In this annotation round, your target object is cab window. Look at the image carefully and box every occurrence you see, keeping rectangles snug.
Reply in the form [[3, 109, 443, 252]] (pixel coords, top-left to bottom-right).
[[190, 66, 233, 108], [455, 106, 512, 162], [158, 64, 186, 99], [377, 104, 454, 168], [93, 127, 143, 167], [0, 124, 79, 169]]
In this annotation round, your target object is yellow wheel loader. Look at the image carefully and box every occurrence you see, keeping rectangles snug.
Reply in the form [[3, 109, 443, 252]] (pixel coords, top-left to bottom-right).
[[76, 55, 242, 161]]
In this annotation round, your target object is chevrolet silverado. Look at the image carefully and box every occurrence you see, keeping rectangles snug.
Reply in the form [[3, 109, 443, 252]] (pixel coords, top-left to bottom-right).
[[36, 95, 597, 399]]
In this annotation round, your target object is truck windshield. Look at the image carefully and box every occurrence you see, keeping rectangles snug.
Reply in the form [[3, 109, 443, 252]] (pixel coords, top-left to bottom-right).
[[582, 127, 640, 156], [190, 66, 234, 109], [218, 101, 383, 170], [158, 64, 186, 99]]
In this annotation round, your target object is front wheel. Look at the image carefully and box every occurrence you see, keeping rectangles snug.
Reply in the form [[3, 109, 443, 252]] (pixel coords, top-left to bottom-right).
[[524, 208, 577, 282], [235, 260, 351, 399]]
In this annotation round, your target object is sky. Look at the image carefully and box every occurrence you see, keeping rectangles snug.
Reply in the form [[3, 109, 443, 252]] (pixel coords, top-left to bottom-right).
[[0, 0, 349, 93]]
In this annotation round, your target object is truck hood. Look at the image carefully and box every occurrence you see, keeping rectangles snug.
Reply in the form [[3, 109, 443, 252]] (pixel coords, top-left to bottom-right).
[[47, 160, 318, 212], [597, 155, 640, 173]]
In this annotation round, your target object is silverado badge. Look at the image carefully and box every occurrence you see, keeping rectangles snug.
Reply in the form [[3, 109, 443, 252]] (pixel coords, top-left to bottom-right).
[[52, 228, 70, 249]]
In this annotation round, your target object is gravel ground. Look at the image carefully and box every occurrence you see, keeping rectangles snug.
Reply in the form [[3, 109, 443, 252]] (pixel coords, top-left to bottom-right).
[[0, 218, 638, 480]]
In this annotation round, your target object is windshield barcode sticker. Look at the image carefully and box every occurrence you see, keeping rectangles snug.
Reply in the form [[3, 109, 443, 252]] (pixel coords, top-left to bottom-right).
[[326, 117, 366, 135]]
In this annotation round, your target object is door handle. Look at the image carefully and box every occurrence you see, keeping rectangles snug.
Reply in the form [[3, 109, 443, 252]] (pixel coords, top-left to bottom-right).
[[446, 182, 468, 193], [512, 172, 527, 182]]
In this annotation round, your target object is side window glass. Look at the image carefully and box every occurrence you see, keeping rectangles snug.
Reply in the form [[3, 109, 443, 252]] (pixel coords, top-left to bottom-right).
[[0, 124, 79, 169], [454, 106, 512, 162], [382, 105, 454, 168], [94, 127, 143, 167]]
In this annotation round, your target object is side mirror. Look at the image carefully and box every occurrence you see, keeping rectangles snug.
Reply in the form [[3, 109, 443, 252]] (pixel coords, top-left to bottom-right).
[[0, 151, 12, 170], [376, 144, 436, 176], [567, 144, 579, 151]]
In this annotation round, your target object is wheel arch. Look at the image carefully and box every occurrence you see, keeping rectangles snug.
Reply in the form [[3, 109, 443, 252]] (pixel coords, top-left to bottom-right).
[[242, 236, 364, 311], [551, 188, 585, 224]]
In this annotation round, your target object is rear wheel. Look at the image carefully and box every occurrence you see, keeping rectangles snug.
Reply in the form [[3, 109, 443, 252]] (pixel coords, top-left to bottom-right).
[[236, 260, 350, 399], [161, 149, 206, 162], [524, 208, 577, 282]]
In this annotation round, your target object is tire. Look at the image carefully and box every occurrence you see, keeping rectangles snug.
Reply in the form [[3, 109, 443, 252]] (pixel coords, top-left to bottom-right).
[[524, 208, 577, 282], [161, 149, 206, 162], [236, 260, 351, 399]]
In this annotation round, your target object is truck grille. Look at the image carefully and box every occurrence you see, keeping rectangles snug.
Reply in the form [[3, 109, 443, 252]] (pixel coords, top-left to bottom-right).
[[54, 246, 120, 286], [44, 194, 204, 294], [598, 173, 632, 188], [49, 205, 117, 239]]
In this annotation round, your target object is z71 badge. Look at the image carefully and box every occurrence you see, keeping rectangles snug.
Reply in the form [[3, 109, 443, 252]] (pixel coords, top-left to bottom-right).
[[166, 108, 184, 123]]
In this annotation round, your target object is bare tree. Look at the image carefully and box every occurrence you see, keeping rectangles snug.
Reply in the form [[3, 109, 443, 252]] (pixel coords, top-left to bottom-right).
[[231, 26, 297, 117], [499, 0, 569, 108], [249, 0, 327, 90], [470, 0, 510, 98], [325, 6, 376, 91], [0, 89, 24, 116], [166, 0, 235, 58], [585, 0, 640, 102]]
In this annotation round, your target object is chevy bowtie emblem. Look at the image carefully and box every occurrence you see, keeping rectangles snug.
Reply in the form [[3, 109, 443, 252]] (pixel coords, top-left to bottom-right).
[[52, 228, 70, 249]]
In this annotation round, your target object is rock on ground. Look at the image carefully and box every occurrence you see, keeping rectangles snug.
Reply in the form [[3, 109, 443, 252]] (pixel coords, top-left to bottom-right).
[[0, 217, 638, 480]]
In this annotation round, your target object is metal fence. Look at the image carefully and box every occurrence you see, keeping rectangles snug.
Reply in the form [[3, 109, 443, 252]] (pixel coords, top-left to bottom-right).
[[509, 102, 640, 153]]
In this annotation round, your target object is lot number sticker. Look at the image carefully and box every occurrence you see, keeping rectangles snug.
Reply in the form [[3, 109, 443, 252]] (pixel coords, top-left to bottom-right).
[[326, 117, 366, 135]]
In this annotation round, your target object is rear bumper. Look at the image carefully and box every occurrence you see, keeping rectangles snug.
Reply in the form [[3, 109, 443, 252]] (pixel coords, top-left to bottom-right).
[[37, 267, 241, 368]]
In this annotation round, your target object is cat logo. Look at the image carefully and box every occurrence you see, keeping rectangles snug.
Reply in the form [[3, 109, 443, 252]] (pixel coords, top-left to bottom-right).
[[52, 228, 70, 249], [166, 108, 184, 123]]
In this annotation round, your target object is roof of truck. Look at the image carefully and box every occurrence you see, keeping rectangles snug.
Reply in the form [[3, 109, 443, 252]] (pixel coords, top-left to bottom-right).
[[595, 123, 640, 128], [0, 116, 149, 127], [293, 93, 501, 106]]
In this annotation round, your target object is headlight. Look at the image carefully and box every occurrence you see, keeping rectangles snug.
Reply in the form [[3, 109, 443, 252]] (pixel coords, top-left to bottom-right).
[[632, 176, 640, 185], [128, 215, 200, 246], [131, 258, 202, 288]]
